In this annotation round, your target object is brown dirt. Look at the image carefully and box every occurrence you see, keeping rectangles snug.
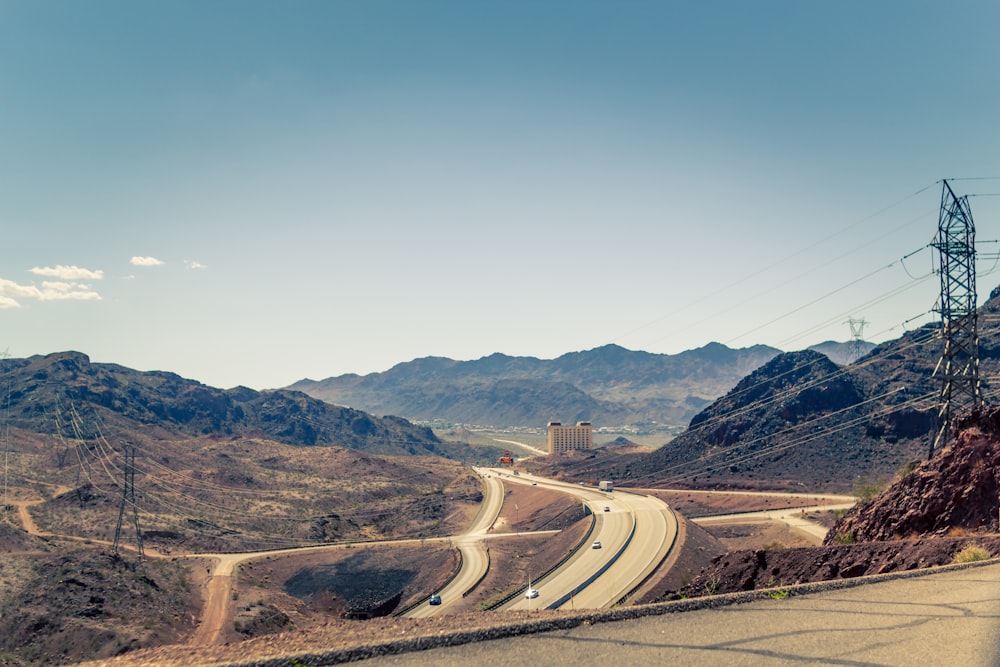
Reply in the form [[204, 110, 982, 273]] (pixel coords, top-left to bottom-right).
[[452, 517, 593, 613], [639, 489, 848, 517], [496, 480, 587, 533], [666, 534, 1000, 600], [631, 515, 725, 604], [701, 519, 820, 552]]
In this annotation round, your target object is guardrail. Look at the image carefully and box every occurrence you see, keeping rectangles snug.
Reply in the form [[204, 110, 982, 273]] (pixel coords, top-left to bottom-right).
[[463, 544, 490, 598], [393, 546, 464, 617], [482, 511, 598, 611], [547, 509, 638, 609], [614, 503, 679, 607]]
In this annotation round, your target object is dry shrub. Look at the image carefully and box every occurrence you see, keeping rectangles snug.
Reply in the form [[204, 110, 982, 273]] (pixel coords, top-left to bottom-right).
[[953, 544, 991, 564]]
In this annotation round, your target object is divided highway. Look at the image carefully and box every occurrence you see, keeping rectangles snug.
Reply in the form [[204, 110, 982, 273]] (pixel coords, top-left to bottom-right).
[[409, 468, 677, 616], [488, 470, 676, 611]]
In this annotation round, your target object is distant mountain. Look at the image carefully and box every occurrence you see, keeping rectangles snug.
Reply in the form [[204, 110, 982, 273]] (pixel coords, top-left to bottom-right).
[[288, 343, 783, 429], [807, 340, 876, 366], [0, 351, 490, 461], [551, 286, 1000, 491]]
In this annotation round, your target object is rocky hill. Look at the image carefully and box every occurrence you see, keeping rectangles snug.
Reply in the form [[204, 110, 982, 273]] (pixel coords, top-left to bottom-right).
[[0, 351, 493, 462], [826, 406, 1000, 543], [538, 286, 1000, 491], [289, 342, 782, 429], [614, 339, 937, 491], [806, 339, 876, 366], [668, 404, 1000, 601]]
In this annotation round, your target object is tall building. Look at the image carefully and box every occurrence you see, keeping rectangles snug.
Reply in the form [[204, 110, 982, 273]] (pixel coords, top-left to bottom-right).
[[547, 421, 592, 454]]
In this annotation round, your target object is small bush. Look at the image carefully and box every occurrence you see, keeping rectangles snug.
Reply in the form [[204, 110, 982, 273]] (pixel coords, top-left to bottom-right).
[[853, 477, 886, 503], [953, 544, 991, 564], [703, 574, 721, 595], [833, 531, 855, 545]]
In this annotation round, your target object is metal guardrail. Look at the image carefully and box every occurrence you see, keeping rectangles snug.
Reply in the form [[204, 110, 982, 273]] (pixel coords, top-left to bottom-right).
[[395, 469, 503, 614], [482, 511, 598, 611], [614, 503, 679, 607], [547, 510, 638, 609], [462, 545, 490, 598], [393, 546, 464, 617]]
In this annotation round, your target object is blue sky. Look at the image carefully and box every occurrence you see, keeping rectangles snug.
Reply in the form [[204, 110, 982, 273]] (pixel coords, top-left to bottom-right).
[[1, 1, 998, 389]]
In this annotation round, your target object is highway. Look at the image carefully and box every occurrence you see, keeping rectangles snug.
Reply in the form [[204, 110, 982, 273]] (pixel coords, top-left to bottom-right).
[[491, 470, 676, 611], [360, 562, 1000, 666], [404, 468, 505, 618]]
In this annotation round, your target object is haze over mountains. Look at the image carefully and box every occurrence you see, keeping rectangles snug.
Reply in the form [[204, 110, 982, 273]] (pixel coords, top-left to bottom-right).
[[0, 351, 491, 462], [288, 341, 873, 431], [528, 285, 1000, 492]]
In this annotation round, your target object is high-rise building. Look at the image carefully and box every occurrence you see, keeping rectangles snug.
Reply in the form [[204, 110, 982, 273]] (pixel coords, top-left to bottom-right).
[[547, 421, 592, 454]]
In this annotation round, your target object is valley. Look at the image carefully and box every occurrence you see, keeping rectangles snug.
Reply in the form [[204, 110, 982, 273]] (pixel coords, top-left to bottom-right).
[[6, 286, 1000, 665]]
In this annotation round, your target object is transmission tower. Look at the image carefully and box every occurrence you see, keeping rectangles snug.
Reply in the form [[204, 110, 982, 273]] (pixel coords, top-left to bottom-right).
[[112, 443, 144, 561], [846, 317, 869, 363], [929, 179, 983, 458]]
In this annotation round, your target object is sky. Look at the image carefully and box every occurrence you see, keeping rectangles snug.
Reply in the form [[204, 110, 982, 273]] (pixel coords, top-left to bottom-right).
[[1, 1, 999, 390]]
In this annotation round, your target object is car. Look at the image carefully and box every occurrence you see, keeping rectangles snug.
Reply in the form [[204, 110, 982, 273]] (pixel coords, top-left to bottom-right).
[[428, 594, 442, 605], [531, 481, 537, 486], [592, 540, 602, 549], [603, 506, 610, 512], [525, 588, 539, 599]]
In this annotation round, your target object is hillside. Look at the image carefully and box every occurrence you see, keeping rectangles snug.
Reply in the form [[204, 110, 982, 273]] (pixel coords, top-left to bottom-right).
[[669, 404, 1000, 600], [534, 286, 1000, 492], [826, 406, 1000, 543], [288, 342, 782, 429], [0, 354, 495, 665], [0, 351, 494, 462]]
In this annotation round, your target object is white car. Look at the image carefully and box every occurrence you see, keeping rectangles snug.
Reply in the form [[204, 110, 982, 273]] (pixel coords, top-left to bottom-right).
[[592, 540, 602, 549], [525, 588, 539, 599]]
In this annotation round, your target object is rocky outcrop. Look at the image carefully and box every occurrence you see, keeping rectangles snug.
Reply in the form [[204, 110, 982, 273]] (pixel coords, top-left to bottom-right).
[[825, 407, 1000, 544], [667, 535, 1000, 599]]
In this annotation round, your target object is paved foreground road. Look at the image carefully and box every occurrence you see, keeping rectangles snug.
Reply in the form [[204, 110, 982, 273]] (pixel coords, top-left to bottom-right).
[[361, 562, 1000, 666]]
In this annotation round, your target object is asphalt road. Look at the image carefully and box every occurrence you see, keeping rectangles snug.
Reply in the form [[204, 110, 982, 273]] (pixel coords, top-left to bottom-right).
[[495, 470, 675, 611], [360, 561, 1000, 666], [406, 468, 505, 618]]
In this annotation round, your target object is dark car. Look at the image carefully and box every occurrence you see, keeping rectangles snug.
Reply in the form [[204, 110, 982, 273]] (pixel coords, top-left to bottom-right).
[[429, 594, 442, 605]]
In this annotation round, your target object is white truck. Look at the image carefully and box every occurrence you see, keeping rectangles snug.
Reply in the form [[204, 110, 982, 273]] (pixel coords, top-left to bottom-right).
[[598, 480, 613, 492]]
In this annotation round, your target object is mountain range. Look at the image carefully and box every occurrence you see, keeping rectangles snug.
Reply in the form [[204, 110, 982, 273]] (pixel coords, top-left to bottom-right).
[[529, 285, 1000, 492], [0, 350, 493, 462], [288, 341, 872, 430], [288, 343, 781, 430]]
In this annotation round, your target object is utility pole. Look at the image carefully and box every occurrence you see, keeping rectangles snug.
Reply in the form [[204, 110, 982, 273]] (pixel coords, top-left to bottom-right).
[[929, 179, 983, 458], [846, 317, 869, 364], [112, 443, 144, 561]]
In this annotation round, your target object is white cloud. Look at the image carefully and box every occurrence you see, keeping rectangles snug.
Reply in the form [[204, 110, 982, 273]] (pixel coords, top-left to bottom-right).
[[185, 260, 207, 270], [29, 265, 104, 280], [0, 278, 102, 305], [130, 256, 165, 267]]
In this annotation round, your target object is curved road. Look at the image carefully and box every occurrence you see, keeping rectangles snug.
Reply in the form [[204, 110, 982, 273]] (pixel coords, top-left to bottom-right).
[[693, 503, 856, 544], [360, 562, 1000, 666], [492, 470, 676, 611], [405, 469, 504, 618]]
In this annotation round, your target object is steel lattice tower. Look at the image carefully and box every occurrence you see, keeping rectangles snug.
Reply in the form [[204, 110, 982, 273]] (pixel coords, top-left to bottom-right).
[[112, 444, 144, 561], [929, 180, 983, 458], [847, 317, 869, 364]]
